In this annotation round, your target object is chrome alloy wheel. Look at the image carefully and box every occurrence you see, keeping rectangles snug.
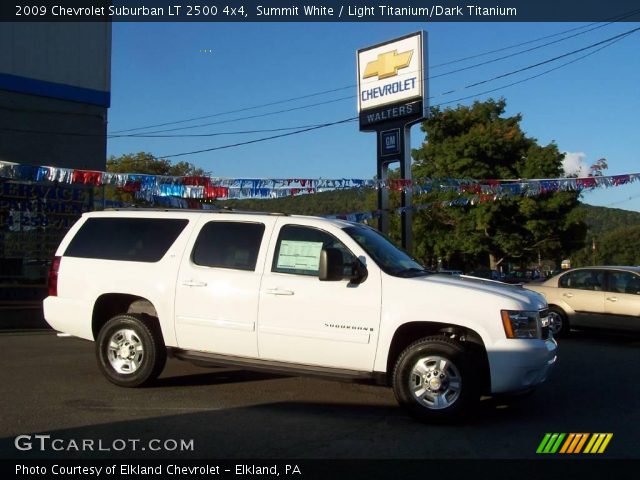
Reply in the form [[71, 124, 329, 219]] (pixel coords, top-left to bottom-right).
[[107, 328, 144, 374], [547, 310, 564, 336], [409, 355, 462, 410]]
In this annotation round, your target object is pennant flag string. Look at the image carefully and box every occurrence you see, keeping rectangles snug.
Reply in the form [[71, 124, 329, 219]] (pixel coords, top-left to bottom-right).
[[0, 160, 638, 202]]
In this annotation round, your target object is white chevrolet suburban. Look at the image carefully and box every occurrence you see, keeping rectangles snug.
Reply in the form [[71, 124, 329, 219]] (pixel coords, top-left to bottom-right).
[[44, 210, 557, 421]]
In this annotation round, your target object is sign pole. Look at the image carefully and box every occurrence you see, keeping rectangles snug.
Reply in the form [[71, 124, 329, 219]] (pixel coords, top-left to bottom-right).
[[376, 160, 390, 235], [400, 125, 412, 252], [357, 31, 427, 253]]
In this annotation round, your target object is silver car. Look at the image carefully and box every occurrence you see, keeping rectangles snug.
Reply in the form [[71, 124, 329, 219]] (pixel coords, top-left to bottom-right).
[[526, 266, 640, 336]]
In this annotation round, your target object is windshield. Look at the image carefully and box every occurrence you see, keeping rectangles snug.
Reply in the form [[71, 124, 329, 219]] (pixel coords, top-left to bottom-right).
[[343, 225, 430, 277]]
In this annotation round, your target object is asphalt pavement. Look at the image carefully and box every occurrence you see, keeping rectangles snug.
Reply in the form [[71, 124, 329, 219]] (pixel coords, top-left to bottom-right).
[[1, 329, 639, 460]]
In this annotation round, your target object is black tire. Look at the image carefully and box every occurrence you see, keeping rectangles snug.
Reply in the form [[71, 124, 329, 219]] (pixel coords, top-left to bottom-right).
[[548, 306, 570, 338], [96, 314, 166, 387], [392, 336, 481, 423]]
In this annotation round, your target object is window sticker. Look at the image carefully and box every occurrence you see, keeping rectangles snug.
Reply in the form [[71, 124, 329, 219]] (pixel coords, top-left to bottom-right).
[[276, 240, 323, 271]]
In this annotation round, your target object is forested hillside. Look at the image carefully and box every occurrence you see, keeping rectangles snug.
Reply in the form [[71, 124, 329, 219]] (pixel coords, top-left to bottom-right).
[[572, 204, 640, 266]]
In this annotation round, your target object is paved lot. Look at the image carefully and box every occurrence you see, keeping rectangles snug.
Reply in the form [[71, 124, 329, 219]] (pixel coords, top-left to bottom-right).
[[0, 330, 638, 460]]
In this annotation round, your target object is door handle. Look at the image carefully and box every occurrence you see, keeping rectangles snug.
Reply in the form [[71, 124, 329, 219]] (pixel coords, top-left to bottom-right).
[[606, 296, 618, 302], [182, 280, 208, 287], [562, 293, 574, 298], [265, 288, 295, 296]]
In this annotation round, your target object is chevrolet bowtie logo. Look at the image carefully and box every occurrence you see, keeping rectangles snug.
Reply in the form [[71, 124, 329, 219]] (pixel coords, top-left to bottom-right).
[[363, 49, 413, 80]]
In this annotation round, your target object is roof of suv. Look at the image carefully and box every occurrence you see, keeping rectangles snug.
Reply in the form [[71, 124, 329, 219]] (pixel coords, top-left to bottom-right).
[[83, 209, 361, 229], [104, 207, 288, 215]]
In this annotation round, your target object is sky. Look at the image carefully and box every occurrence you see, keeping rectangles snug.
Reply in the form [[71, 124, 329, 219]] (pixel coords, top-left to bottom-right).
[[106, 21, 640, 212]]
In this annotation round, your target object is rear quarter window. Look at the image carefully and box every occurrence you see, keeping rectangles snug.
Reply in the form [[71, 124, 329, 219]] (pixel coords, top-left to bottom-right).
[[64, 217, 189, 262]]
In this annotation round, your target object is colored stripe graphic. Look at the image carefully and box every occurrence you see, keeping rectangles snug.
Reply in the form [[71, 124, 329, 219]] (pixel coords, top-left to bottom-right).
[[536, 433, 565, 453], [584, 433, 614, 454], [570, 433, 588, 453], [537, 433, 612, 454], [559, 433, 575, 454], [536, 433, 552, 453]]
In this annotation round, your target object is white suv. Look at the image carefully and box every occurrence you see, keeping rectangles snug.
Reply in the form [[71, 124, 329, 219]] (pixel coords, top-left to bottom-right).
[[44, 210, 557, 422]]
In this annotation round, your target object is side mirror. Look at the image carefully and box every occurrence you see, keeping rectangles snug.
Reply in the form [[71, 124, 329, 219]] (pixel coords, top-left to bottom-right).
[[319, 248, 368, 284], [319, 248, 344, 281]]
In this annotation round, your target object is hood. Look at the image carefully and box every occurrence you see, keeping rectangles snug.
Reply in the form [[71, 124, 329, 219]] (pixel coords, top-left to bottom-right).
[[411, 273, 548, 310]]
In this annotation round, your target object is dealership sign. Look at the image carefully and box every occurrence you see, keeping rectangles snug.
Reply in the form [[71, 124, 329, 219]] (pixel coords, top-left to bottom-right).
[[357, 31, 427, 130], [356, 31, 427, 251]]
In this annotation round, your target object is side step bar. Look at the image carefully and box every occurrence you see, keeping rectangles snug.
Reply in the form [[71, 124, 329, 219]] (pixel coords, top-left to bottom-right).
[[170, 349, 385, 384]]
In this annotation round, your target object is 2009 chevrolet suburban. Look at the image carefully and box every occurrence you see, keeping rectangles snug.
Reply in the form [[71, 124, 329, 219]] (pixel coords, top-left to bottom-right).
[[44, 210, 557, 421]]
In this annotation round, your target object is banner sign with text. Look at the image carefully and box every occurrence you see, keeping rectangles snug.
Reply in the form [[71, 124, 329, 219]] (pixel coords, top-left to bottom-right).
[[2, 1, 640, 22]]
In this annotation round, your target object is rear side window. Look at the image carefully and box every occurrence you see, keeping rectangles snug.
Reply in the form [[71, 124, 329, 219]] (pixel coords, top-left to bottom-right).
[[607, 271, 640, 295], [192, 222, 265, 271], [64, 218, 188, 262], [559, 270, 604, 291]]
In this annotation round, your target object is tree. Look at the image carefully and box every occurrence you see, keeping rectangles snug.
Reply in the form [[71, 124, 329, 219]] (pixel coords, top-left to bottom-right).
[[572, 224, 640, 266], [411, 99, 587, 272], [589, 158, 608, 177], [100, 152, 206, 206], [106, 152, 205, 177]]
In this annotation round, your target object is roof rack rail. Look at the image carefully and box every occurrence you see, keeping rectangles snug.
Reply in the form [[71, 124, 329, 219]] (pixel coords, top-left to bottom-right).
[[101, 207, 289, 216]]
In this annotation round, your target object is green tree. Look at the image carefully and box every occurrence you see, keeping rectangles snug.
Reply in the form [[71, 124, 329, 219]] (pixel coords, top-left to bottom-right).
[[99, 152, 206, 206], [411, 99, 587, 271], [106, 152, 205, 177], [572, 224, 640, 266]]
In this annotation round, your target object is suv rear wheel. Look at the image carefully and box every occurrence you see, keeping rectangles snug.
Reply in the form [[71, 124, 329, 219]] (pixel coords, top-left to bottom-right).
[[96, 314, 166, 387], [392, 336, 480, 422]]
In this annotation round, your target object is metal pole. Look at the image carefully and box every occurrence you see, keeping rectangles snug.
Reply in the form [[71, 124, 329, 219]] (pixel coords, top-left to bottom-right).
[[377, 161, 390, 235], [400, 125, 413, 253]]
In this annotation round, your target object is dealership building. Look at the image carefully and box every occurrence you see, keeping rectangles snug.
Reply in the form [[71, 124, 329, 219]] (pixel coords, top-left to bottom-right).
[[0, 23, 112, 317], [0, 23, 111, 169]]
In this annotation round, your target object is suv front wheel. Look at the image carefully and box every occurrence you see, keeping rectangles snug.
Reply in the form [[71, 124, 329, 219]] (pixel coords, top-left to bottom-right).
[[96, 314, 166, 387], [392, 336, 480, 422]]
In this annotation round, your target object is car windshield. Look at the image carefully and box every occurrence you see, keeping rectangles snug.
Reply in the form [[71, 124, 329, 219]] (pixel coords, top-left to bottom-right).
[[343, 225, 430, 277]]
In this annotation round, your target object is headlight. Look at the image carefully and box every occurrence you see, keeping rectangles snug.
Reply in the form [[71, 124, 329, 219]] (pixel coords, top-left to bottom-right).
[[501, 310, 539, 339]]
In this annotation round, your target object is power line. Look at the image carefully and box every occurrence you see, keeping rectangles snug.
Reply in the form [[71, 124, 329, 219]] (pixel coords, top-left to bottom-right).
[[113, 95, 353, 136], [158, 29, 636, 159], [435, 27, 640, 97], [109, 124, 335, 138], [109, 15, 639, 134], [1, 122, 341, 138], [7, 26, 637, 143], [160, 118, 358, 159], [108, 85, 354, 134], [434, 30, 635, 106], [125, 25, 640, 137], [430, 19, 631, 80], [603, 192, 640, 208], [430, 8, 640, 69], [131, 26, 640, 136]]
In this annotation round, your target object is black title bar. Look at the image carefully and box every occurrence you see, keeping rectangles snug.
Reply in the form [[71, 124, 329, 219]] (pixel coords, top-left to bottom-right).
[[5, 459, 640, 480], [3, 1, 640, 22]]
